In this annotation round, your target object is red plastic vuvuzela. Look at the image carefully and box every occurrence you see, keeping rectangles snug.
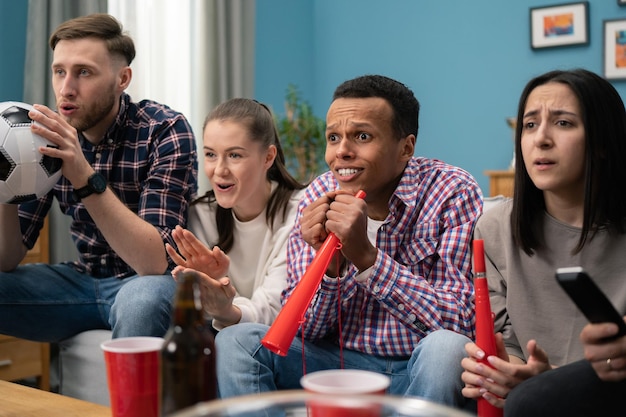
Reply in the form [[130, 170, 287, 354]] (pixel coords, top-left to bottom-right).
[[473, 239, 503, 417], [261, 190, 366, 356]]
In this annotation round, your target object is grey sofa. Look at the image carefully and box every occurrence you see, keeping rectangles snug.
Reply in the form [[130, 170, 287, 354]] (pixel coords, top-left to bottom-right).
[[57, 330, 112, 405], [51, 198, 509, 407]]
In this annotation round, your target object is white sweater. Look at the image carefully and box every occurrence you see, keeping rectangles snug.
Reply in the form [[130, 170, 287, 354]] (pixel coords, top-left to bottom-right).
[[188, 185, 304, 329]]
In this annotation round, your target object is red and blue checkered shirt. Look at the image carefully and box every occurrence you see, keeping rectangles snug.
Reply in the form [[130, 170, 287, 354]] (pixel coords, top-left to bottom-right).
[[285, 157, 482, 357], [18, 93, 198, 278]]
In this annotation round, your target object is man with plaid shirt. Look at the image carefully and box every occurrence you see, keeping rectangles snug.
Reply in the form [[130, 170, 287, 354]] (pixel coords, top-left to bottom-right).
[[215, 74, 482, 403], [0, 14, 197, 341]]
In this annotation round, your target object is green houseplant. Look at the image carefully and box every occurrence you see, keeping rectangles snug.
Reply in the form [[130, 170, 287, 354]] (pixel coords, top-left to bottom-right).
[[275, 84, 326, 183]]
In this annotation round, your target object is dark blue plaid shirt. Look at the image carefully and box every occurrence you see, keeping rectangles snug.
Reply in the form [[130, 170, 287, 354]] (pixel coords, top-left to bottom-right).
[[18, 93, 198, 278]]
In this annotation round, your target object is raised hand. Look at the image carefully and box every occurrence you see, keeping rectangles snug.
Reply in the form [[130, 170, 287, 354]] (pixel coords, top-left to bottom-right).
[[166, 225, 230, 279], [29, 104, 92, 186]]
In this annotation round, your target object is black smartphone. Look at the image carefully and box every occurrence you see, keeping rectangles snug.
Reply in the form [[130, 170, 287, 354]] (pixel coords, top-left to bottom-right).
[[555, 266, 626, 337]]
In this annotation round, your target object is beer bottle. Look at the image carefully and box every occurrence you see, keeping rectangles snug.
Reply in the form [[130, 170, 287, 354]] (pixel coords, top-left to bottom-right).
[[160, 271, 217, 416]]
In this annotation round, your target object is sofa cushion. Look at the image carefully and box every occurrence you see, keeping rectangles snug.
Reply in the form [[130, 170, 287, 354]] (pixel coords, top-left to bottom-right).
[[58, 330, 112, 406]]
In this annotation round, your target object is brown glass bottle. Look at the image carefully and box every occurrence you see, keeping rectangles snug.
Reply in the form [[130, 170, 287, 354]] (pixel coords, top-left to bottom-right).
[[160, 271, 217, 416]]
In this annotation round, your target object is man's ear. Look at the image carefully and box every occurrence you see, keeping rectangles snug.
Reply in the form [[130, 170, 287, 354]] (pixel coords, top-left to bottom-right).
[[400, 134, 415, 161], [118, 66, 132, 91]]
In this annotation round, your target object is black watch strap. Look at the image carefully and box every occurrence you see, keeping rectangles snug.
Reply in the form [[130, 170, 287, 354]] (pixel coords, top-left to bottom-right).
[[73, 172, 107, 201]]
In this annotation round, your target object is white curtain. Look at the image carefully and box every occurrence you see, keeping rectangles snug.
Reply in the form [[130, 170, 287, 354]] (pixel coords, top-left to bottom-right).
[[107, 0, 256, 194], [22, 0, 254, 263]]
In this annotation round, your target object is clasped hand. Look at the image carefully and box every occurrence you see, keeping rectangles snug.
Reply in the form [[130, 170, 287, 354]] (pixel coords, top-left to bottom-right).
[[461, 334, 551, 409], [300, 190, 374, 273]]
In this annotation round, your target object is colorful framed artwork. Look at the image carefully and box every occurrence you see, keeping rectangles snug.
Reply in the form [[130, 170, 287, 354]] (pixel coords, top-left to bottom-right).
[[529, 2, 589, 49], [604, 19, 626, 80]]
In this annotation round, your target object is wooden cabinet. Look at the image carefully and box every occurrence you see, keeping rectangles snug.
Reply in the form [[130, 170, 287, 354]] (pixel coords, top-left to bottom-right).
[[484, 170, 514, 197], [0, 335, 50, 390], [21, 217, 50, 265], [0, 217, 51, 390]]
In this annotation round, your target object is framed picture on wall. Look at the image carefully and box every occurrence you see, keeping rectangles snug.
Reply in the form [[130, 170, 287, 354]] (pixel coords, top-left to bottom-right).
[[604, 19, 626, 80], [529, 2, 589, 49]]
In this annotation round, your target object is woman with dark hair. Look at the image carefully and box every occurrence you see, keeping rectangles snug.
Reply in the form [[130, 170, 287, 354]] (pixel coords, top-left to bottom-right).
[[416, 69, 626, 416], [166, 98, 305, 330], [465, 68, 626, 415]]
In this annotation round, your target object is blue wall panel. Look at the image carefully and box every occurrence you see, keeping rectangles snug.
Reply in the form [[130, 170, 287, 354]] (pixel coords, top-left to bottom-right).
[[255, 0, 626, 194], [0, 1, 28, 102]]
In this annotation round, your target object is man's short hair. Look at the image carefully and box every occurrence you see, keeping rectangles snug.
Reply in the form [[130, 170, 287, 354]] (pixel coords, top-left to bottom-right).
[[332, 74, 420, 139], [49, 13, 135, 65]]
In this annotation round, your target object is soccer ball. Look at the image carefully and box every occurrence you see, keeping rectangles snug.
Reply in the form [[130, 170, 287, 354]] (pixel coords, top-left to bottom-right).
[[0, 101, 62, 204]]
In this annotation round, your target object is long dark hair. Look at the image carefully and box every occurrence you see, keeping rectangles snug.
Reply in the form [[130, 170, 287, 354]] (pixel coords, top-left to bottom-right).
[[194, 98, 305, 253], [511, 69, 626, 255]]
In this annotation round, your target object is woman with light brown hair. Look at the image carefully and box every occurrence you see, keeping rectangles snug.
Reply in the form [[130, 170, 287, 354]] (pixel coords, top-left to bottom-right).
[[167, 98, 305, 330]]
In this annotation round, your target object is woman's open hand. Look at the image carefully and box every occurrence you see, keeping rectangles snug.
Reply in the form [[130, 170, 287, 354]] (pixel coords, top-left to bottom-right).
[[166, 225, 230, 279]]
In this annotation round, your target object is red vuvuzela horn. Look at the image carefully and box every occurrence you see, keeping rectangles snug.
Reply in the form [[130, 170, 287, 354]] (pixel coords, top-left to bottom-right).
[[261, 190, 366, 356], [473, 239, 503, 417]]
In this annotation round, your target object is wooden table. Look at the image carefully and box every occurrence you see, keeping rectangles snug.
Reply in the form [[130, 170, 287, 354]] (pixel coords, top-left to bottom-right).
[[0, 380, 110, 417]]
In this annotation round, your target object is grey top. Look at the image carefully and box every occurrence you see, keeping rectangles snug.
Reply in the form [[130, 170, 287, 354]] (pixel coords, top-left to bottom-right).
[[475, 199, 626, 366]]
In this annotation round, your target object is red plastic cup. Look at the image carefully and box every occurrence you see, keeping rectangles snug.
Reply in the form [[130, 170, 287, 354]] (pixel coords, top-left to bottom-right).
[[101, 336, 164, 417], [300, 370, 391, 417]]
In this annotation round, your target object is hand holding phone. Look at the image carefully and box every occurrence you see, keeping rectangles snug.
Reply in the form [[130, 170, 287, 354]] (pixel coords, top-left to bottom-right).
[[555, 266, 626, 337]]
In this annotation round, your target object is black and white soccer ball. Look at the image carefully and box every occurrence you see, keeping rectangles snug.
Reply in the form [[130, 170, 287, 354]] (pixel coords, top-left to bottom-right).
[[0, 101, 62, 204]]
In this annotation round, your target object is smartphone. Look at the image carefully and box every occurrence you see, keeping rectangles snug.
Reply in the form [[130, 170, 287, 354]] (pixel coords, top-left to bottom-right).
[[555, 266, 626, 337]]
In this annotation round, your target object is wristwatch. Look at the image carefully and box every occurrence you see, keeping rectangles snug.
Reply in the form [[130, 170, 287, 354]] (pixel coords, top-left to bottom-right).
[[73, 172, 107, 201]]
